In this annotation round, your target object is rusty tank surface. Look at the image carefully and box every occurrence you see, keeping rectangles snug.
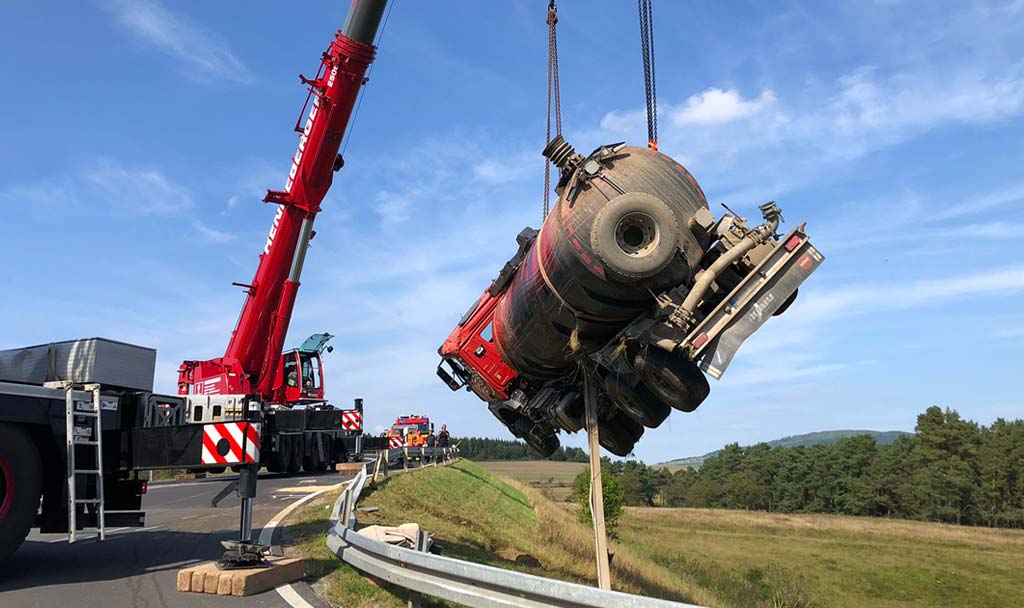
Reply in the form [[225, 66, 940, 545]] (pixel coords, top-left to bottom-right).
[[493, 138, 710, 380], [438, 135, 824, 457]]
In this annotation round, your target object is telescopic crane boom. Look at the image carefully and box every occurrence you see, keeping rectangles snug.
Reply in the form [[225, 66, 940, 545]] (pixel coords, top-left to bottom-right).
[[178, 0, 387, 400]]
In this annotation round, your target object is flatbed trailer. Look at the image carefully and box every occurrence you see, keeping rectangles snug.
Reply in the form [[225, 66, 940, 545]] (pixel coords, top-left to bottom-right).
[[0, 339, 367, 561]]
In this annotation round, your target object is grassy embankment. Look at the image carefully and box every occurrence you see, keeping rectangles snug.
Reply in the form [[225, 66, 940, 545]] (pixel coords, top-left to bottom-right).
[[284, 459, 707, 608], [287, 459, 1024, 608]]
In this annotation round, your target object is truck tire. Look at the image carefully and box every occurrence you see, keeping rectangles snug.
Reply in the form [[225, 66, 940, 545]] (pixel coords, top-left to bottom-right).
[[598, 411, 644, 457], [604, 374, 671, 428], [287, 435, 302, 474], [590, 193, 679, 281], [302, 437, 322, 472], [0, 424, 43, 562], [635, 347, 710, 412], [276, 436, 295, 474]]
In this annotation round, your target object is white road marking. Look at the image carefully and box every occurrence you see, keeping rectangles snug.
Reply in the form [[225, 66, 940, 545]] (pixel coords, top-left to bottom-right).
[[275, 583, 317, 608], [259, 476, 352, 608]]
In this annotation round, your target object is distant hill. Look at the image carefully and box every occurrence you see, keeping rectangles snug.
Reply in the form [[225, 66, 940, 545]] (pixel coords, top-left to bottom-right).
[[658, 430, 912, 468]]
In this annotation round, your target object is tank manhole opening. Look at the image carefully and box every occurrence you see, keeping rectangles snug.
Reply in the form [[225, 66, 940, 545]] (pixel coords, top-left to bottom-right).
[[614, 212, 660, 257]]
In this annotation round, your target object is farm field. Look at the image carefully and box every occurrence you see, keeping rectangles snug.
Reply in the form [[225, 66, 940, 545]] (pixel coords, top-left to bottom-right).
[[476, 459, 585, 500], [616, 506, 1024, 608]]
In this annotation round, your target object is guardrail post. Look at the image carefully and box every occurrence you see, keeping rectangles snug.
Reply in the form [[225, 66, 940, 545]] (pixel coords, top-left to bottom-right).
[[371, 451, 382, 484], [403, 447, 409, 471], [407, 529, 428, 608]]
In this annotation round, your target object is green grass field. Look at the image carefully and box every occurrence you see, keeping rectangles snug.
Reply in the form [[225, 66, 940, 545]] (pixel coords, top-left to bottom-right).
[[288, 460, 1024, 608], [476, 459, 585, 500]]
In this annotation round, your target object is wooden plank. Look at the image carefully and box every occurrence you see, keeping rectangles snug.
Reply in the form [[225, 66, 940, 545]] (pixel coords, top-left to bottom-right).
[[583, 365, 612, 590], [176, 568, 192, 592], [231, 557, 305, 597], [176, 557, 305, 597]]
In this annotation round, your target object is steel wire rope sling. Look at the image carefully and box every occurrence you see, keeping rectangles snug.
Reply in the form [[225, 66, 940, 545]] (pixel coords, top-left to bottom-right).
[[543, 0, 563, 220], [638, 0, 658, 150]]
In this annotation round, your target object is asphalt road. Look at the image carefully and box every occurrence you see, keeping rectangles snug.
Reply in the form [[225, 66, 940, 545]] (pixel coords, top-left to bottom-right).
[[0, 471, 348, 608]]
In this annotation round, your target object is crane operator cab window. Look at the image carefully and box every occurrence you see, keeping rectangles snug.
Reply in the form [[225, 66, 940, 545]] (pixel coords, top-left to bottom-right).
[[300, 353, 322, 391], [284, 356, 299, 388]]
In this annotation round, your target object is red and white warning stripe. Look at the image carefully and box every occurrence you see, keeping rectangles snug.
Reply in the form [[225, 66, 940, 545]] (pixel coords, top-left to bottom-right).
[[202, 422, 261, 465], [340, 409, 362, 431], [388, 435, 404, 449]]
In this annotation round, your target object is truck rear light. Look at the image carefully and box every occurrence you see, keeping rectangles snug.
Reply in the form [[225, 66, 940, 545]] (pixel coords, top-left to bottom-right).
[[692, 333, 710, 349], [141, 481, 148, 494], [784, 235, 802, 251]]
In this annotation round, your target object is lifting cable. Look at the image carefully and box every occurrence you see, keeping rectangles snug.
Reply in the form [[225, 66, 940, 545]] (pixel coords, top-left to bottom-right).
[[543, 0, 562, 220], [637, 0, 658, 150]]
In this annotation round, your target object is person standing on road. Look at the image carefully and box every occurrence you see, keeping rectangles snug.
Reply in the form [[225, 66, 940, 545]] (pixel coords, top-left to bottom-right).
[[436, 424, 450, 448]]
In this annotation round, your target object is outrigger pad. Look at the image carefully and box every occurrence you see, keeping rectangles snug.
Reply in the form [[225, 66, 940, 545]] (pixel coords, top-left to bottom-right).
[[218, 540, 270, 570]]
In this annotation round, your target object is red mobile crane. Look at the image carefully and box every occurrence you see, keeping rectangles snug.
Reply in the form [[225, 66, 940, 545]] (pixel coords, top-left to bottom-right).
[[178, 1, 384, 401], [174, 0, 390, 560]]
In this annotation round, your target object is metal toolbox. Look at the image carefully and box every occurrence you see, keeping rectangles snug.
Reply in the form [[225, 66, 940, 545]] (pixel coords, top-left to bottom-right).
[[0, 337, 156, 392]]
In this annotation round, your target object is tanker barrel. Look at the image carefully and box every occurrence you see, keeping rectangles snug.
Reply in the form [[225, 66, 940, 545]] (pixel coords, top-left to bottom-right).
[[342, 0, 389, 45]]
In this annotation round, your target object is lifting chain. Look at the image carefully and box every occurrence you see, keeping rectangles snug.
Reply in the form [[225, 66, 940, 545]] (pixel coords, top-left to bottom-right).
[[638, 0, 658, 150], [544, 0, 563, 219]]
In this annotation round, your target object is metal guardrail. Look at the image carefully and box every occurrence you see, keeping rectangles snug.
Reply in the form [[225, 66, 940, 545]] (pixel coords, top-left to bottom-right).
[[326, 451, 705, 608]]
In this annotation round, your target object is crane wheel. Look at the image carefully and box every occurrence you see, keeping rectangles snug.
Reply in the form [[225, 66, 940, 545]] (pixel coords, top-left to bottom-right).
[[287, 436, 303, 474], [0, 424, 43, 562], [604, 374, 671, 428], [635, 347, 710, 412], [302, 438, 322, 473]]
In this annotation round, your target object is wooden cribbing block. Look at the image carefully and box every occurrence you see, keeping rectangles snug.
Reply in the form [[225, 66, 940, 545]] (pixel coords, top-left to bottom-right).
[[176, 557, 305, 597], [334, 462, 366, 472]]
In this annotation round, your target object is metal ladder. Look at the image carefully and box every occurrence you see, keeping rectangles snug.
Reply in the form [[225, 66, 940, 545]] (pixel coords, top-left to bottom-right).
[[64, 384, 105, 543]]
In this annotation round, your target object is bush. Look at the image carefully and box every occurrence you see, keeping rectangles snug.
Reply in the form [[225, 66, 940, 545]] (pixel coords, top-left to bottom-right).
[[572, 466, 624, 536]]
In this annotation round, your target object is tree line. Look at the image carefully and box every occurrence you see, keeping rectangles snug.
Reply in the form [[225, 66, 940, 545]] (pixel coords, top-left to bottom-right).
[[595, 406, 1023, 528], [454, 436, 589, 462]]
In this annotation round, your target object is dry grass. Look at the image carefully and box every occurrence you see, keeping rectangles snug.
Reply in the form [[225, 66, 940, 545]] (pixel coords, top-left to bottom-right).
[[616, 506, 1024, 608], [476, 460, 586, 500]]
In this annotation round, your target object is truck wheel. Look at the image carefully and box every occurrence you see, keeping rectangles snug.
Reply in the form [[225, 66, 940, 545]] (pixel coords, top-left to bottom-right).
[[0, 424, 43, 562], [276, 436, 294, 473], [598, 411, 644, 457], [287, 436, 302, 474], [636, 347, 710, 412], [302, 438, 322, 472], [773, 288, 798, 317], [591, 192, 679, 281], [604, 374, 671, 428]]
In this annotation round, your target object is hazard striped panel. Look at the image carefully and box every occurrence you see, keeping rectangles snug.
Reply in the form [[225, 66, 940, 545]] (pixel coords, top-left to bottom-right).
[[340, 409, 362, 431], [201, 422, 261, 465], [388, 435, 404, 449]]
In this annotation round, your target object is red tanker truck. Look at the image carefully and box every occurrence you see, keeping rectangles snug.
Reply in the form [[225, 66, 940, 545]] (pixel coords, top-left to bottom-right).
[[437, 136, 824, 457]]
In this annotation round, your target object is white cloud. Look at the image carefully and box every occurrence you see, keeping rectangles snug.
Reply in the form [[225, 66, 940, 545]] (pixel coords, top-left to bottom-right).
[[930, 182, 1024, 220], [84, 161, 193, 215], [671, 88, 777, 126], [192, 220, 235, 243], [792, 266, 1024, 326], [101, 0, 252, 85]]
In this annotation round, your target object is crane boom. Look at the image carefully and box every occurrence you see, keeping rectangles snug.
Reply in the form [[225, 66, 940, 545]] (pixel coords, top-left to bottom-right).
[[179, 0, 387, 399]]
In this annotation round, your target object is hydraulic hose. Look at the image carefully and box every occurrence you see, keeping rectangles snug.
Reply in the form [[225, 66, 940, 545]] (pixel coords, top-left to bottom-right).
[[678, 203, 782, 319]]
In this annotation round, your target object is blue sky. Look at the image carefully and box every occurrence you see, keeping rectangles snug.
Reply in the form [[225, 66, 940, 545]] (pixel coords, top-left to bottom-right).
[[2, 1, 1022, 463]]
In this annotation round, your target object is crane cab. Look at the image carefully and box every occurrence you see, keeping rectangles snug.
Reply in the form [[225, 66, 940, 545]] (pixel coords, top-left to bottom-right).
[[272, 333, 334, 405]]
